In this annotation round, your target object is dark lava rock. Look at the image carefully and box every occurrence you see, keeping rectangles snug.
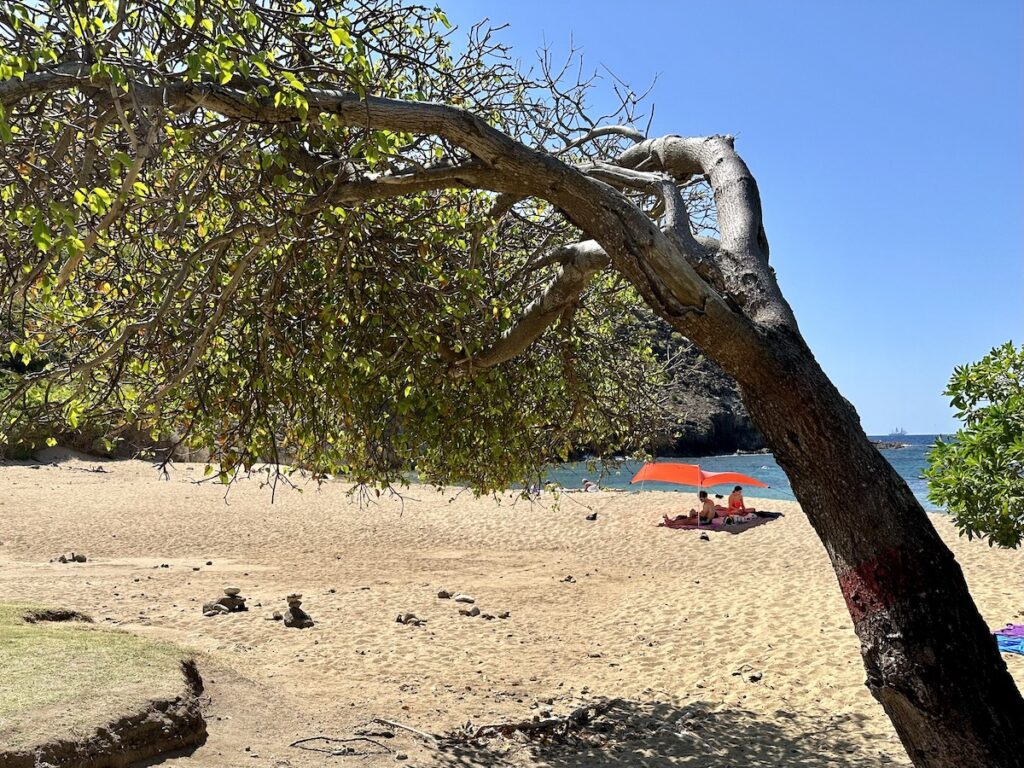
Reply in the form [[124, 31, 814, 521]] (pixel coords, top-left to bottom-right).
[[652, 336, 765, 455], [201, 595, 247, 614], [283, 606, 314, 629]]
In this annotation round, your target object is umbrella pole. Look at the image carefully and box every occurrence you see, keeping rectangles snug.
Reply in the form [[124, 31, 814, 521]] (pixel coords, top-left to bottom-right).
[[697, 471, 702, 527], [697, 465, 702, 528]]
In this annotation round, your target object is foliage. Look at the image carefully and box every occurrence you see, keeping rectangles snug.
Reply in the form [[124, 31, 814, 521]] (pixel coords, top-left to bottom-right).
[[926, 341, 1024, 547], [0, 0, 672, 489]]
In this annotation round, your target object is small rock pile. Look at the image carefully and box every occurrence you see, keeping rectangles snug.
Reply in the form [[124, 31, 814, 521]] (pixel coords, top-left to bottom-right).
[[54, 552, 87, 563], [396, 612, 426, 627], [203, 586, 248, 616], [437, 590, 510, 621]]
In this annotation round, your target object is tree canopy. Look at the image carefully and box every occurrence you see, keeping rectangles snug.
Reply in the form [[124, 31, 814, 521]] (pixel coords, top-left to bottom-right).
[[926, 341, 1024, 548], [0, 0, 710, 488]]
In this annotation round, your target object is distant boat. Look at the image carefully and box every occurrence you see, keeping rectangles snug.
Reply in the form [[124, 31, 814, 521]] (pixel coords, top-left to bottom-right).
[[888, 427, 908, 437]]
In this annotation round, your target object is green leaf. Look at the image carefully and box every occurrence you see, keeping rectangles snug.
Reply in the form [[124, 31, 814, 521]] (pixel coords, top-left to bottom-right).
[[32, 216, 52, 252], [329, 26, 352, 48], [281, 71, 305, 92]]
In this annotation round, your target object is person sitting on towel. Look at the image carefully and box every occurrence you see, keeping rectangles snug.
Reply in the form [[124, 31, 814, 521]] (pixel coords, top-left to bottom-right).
[[665, 491, 716, 524], [727, 485, 756, 515]]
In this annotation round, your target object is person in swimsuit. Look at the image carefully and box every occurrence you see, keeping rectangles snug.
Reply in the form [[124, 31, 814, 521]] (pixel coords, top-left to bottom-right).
[[727, 485, 755, 515], [665, 490, 716, 524]]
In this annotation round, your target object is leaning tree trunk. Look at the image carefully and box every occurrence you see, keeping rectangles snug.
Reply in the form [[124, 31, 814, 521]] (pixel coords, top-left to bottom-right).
[[603, 134, 1024, 767], [720, 325, 1024, 767]]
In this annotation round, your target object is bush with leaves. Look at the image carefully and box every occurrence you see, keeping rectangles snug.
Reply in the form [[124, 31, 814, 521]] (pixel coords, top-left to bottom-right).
[[926, 341, 1024, 547]]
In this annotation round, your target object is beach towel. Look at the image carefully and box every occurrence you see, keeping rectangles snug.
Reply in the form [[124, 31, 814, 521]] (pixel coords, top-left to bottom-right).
[[658, 512, 782, 535], [728, 512, 758, 524], [995, 625, 1024, 656], [660, 516, 719, 530]]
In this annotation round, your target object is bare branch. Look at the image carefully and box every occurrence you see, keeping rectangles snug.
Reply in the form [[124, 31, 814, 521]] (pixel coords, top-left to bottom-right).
[[327, 162, 501, 204], [556, 124, 646, 156], [450, 240, 609, 375]]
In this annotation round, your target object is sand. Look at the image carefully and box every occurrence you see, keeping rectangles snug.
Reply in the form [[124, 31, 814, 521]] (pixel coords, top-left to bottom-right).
[[1, 452, 1021, 767]]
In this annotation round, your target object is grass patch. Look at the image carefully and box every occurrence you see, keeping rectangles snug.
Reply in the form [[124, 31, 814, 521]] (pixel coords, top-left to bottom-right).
[[0, 603, 189, 750]]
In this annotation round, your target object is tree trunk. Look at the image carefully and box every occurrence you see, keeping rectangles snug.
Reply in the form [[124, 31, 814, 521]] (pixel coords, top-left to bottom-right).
[[718, 325, 1024, 767]]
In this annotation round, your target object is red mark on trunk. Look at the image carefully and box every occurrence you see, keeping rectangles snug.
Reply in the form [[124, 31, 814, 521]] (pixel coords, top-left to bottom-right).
[[838, 546, 924, 624]]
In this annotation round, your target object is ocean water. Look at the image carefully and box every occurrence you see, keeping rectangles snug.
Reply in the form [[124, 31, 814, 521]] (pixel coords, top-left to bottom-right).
[[545, 434, 945, 511]]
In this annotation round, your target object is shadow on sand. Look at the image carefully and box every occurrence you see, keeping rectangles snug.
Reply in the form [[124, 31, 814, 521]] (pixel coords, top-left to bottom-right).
[[433, 698, 893, 768]]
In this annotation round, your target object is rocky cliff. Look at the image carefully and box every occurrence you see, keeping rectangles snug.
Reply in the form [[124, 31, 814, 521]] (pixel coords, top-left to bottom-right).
[[652, 331, 766, 456]]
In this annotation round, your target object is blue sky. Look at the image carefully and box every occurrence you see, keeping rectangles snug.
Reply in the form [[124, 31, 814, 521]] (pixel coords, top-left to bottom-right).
[[439, 0, 1023, 434]]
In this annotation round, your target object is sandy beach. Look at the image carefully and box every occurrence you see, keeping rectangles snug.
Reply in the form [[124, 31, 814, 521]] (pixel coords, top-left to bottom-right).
[[1, 453, 1021, 767]]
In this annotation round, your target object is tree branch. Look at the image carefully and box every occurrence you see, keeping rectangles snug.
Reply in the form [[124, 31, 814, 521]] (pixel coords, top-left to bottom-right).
[[327, 161, 501, 204], [449, 240, 609, 375], [4, 63, 759, 352], [555, 124, 645, 156], [51, 117, 161, 291], [616, 135, 796, 327]]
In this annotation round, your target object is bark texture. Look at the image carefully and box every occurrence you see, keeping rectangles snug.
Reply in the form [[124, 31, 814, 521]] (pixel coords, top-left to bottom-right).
[[735, 330, 1024, 767]]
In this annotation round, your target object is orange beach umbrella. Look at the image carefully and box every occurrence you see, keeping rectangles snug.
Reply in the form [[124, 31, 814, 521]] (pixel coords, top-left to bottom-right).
[[629, 462, 768, 489]]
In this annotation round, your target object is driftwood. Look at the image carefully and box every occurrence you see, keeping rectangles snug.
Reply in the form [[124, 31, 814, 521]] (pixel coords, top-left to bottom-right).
[[461, 699, 619, 741], [289, 735, 392, 757], [370, 717, 439, 742], [360, 700, 618, 750]]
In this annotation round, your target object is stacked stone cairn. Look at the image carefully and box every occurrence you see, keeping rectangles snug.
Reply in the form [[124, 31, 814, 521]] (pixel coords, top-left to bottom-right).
[[282, 593, 314, 629], [203, 586, 248, 616]]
